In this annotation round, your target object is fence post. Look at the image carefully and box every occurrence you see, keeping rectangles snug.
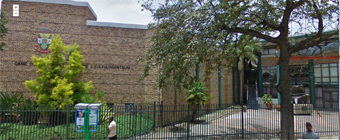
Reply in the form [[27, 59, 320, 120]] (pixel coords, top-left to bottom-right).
[[187, 104, 190, 139], [66, 104, 70, 140], [160, 101, 163, 127], [129, 104, 132, 138], [153, 101, 156, 131], [241, 103, 244, 139]]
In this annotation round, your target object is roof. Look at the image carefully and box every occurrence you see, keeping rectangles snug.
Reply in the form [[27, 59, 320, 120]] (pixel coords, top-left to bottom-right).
[[4, 0, 97, 19], [259, 30, 338, 43], [86, 20, 148, 30]]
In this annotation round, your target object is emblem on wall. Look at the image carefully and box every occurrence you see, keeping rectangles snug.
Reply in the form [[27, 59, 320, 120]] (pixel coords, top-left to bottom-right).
[[34, 28, 52, 53]]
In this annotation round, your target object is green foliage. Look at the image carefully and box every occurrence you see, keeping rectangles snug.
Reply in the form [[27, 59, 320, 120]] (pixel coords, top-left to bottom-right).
[[24, 35, 94, 108], [0, 91, 24, 108], [100, 105, 114, 125], [0, 11, 8, 50], [115, 113, 157, 138], [0, 113, 157, 139], [184, 81, 210, 105], [262, 94, 273, 104], [81, 90, 107, 104]]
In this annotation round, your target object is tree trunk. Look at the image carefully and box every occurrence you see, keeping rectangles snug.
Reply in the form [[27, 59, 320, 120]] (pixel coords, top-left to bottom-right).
[[278, 44, 294, 139], [190, 104, 199, 123]]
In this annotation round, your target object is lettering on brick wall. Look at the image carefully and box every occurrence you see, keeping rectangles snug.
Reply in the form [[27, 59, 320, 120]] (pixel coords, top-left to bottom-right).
[[13, 61, 130, 70], [90, 64, 130, 69]]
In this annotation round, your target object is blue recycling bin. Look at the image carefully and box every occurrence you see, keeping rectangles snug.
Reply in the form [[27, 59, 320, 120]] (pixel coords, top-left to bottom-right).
[[88, 103, 101, 132], [75, 103, 89, 132]]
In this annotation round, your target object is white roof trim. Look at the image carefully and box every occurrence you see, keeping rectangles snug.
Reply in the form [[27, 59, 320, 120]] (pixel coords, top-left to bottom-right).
[[86, 20, 148, 30], [4, 0, 97, 18]]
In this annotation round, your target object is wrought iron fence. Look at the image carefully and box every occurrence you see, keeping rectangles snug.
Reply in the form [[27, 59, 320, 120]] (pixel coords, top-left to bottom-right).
[[0, 103, 338, 139]]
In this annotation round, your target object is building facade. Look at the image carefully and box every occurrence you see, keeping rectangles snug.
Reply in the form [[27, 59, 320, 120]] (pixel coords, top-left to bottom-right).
[[0, 0, 234, 108]]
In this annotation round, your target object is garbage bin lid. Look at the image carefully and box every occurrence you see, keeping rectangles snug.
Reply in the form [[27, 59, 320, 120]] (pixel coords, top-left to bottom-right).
[[75, 103, 89, 108], [88, 103, 101, 109]]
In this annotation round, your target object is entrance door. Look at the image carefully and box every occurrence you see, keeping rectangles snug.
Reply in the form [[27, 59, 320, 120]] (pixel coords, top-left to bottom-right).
[[247, 81, 258, 109]]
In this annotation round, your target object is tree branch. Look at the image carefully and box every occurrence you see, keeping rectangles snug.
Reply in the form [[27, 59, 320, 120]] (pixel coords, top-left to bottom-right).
[[292, 0, 307, 9], [221, 25, 279, 44], [290, 0, 326, 53], [290, 30, 339, 53], [261, 19, 280, 30]]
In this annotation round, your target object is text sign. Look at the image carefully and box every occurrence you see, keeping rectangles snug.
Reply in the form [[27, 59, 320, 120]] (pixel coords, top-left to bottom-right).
[[76, 109, 85, 126], [89, 109, 98, 126]]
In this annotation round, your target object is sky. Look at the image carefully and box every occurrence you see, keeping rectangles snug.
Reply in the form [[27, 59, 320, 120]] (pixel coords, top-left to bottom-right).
[[0, 0, 157, 25], [73, 0, 154, 25]]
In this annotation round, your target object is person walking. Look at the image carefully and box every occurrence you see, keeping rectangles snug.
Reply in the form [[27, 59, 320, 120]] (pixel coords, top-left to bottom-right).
[[108, 116, 117, 140], [302, 122, 319, 139]]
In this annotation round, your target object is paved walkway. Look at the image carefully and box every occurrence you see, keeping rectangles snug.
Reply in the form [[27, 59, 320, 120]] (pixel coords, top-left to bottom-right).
[[136, 108, 338, 139]]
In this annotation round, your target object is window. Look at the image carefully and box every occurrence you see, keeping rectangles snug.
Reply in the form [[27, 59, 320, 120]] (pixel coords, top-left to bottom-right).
[[261, 47, 277, 55], [314, 63, 339, 85], [268, 48, 276, 55], [125, 103, 134, 113]]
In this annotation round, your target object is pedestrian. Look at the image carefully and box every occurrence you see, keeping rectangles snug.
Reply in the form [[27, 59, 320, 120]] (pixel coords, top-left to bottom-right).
[[108, 116, 117, 140], [302, 122, 319, 139]]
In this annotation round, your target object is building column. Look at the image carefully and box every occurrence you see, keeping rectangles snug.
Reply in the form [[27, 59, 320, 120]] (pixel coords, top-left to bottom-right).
[[309, 60, 316, 107], [277, 63, 281, 105], [258, 52, 263, 97]]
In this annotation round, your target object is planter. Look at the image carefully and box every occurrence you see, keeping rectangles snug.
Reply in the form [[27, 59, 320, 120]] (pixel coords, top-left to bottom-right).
[[276, 105, 281, 111], [266, 103, 273, 110]]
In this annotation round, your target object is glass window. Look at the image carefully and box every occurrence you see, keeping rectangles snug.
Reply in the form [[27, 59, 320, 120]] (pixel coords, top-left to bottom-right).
[[331, 78, 338, 83], [322, 78, 330, 83], [315, 78, 322, 83], [125, 103, 134, 113], [332, 92, 338, 101], [314, 68, 321, 77], [323, 68, 329, 77], [262, 49, 269, 55], [314, 64, 321, 68], [330, 67, 338, 77], [322, 64, 329, 68], [268, 48, 276, 54], [330, 63, 338, 67]]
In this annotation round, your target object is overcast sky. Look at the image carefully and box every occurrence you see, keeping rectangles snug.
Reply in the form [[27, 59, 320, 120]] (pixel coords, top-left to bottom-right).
[[73, 0, 154, 25]]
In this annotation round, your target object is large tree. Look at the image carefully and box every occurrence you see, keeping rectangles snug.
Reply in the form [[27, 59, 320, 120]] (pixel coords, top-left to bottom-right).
[[140, 0, 339, 139]]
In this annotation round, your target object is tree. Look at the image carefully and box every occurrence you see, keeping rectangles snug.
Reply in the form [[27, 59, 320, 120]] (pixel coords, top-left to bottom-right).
[[24, 35, 94, 108], [0, 10, 8, 50], [140, 0, 339, 139]]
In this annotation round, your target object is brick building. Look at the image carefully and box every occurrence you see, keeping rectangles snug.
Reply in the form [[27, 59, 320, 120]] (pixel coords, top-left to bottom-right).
[[0, 0, 234, 107]]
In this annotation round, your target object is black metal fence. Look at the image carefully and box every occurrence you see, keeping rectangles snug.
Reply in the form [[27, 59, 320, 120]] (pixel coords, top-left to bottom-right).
[[0, 103, 338, 139]]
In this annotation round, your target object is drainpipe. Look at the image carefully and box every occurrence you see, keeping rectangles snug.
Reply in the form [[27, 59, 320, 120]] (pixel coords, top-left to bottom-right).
[[258, 52, 263, 97]]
